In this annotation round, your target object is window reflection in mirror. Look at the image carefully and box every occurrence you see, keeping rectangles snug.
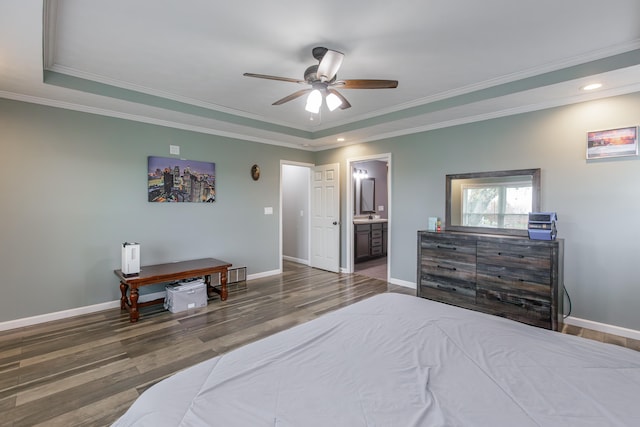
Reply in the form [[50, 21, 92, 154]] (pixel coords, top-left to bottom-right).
[[446, 169, 540, 236]]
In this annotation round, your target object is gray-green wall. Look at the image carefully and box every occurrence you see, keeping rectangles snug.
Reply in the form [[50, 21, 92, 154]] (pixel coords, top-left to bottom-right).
[[2, 92, 640, 332], [0, 99, 313, 322], [316, 91, 640, 332]]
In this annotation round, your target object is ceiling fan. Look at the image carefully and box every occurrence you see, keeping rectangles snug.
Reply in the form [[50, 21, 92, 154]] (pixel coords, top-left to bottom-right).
[[243, 47, 398, 113]]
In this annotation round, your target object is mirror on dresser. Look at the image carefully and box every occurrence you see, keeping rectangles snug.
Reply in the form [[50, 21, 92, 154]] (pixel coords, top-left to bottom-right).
[[445, 168, 540, 236]]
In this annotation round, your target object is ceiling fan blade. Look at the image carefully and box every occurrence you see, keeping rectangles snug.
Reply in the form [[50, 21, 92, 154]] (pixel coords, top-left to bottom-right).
[[272, 88, 312, 105], [327, 89, 351, 110], [335, 79, 398, 89], [316, 49, 344, 82], [243, 73, 305, 84]]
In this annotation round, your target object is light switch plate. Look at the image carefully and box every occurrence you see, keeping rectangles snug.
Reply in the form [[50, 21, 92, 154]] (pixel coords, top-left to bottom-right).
[[170, 145, 180, 155], [264, 207, 273, 215]]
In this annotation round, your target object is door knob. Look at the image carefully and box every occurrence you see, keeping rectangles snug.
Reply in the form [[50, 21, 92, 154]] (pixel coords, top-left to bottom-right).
[[333, 221, 338, 225]]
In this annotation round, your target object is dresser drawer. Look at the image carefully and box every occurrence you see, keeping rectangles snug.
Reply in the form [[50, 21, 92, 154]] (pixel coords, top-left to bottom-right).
[[477, 241, 551, 270], [420, 235, 476, 264], [419, 234, 477, 298], [478, 241, 551, 282], [420, 259, 476, 283], [476, 288, 551, 329], [419, 280, 476, 305], [420, 245, 476, 281], [420, 274, 476, 299], [476, 270, 551, 300]]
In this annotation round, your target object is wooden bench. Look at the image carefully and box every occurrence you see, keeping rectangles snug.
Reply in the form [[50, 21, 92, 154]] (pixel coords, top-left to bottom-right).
[[114, 258, 232, 322]]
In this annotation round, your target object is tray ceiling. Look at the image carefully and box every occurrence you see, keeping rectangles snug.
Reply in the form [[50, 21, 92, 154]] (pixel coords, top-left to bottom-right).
[[1, 0, 640, 150]]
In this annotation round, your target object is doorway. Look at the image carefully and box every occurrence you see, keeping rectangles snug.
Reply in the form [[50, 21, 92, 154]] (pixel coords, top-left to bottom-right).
[[280, 161, 341, 274], [281, 162, 312, 271], [347, 154, 391, 281]]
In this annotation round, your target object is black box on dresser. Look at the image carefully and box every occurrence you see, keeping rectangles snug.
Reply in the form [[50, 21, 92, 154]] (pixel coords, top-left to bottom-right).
[[417, 231, 564, 330]]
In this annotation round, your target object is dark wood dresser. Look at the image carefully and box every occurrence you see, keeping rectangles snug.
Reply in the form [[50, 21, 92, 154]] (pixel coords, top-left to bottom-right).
[[417, 231, 564, 330]]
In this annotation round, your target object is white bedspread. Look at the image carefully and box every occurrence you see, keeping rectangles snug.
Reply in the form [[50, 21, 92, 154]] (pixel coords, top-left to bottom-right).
[[113, 293, 640, 426]]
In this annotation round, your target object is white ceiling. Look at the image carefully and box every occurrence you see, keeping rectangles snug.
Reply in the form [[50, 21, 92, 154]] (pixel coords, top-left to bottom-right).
[[2, 0, 640, 150]]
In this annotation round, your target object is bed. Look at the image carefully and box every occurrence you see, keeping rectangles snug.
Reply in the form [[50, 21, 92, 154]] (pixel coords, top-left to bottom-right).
[[113, 293, 640, 426]]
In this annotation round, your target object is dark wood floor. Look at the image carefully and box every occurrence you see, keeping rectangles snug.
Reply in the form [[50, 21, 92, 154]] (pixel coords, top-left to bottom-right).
[[0, 261, 637, 426]]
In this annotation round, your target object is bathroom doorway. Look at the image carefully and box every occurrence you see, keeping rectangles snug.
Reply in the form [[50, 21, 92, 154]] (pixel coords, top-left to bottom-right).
[[347, 154, 391, 282]]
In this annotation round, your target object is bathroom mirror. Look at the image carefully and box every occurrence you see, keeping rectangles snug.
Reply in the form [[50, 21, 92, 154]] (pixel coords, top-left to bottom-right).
[[360, 178, 376, 214], [445, 168, 540, 236]]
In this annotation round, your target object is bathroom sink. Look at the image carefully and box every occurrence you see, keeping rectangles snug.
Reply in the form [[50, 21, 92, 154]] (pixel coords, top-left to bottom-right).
[[353, 217, 387, 224]]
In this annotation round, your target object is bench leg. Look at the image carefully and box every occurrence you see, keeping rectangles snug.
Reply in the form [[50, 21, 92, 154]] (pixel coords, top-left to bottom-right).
[[120, 282, 129, 310], [129, 287, 139, 322], [220, 270, 228, 301]]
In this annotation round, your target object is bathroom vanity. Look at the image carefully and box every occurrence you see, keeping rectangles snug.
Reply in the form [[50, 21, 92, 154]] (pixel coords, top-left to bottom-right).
[[354, 219, 388, 263]]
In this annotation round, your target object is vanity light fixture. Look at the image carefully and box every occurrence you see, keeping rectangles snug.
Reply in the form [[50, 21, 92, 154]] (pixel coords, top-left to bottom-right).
[[353, 169, 368, 179]]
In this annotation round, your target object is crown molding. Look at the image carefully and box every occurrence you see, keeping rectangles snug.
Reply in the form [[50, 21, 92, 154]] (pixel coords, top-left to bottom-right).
[[0, 90, 314, 150]]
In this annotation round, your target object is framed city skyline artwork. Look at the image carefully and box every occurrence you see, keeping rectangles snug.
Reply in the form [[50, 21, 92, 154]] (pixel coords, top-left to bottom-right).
[[148, 156, 216, 203]]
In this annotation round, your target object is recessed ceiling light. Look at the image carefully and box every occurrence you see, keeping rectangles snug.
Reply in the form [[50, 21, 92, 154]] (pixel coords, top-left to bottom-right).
[[337, 137, 345, 142], [582, 83, 602, 91]]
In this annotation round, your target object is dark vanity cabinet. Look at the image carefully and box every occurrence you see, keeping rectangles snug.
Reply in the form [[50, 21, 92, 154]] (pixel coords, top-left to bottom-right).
[[355, 222, 388, 262], [355, 224, 371, 261], [417, 231, 563, 330]]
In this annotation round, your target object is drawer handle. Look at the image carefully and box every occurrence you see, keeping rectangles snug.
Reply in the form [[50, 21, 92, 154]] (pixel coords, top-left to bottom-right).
[[437, 265, 457, 271], [496, 275, 525, 282], [437, 245, 457, 251], [437, 284, 457, 292], [497, 252, 525, 258]]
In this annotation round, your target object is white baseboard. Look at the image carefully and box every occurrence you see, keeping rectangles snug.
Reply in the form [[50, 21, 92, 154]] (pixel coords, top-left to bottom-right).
[[0, 300, 121, 332], [389, 278, 416, 289], [247, 269, 281, 280], [563, 316, 640, 341], [283, 255, 309, 265]]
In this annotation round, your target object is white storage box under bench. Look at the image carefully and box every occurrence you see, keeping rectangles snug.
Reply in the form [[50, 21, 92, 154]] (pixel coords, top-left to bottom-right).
[[164, 279, 207, 313]]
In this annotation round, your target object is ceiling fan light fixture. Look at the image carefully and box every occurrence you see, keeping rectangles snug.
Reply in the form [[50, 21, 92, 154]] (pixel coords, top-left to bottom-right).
[[244, 46, 398, 113], [305, 89, 322, 113], [326, 92, 343, 111]]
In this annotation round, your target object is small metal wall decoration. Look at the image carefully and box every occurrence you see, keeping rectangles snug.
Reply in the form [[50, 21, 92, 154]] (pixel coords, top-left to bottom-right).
[[251, 164, 261, 181]]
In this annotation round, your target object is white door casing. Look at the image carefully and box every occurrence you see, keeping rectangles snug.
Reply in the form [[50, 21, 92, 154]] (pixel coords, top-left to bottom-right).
[[310, 163, 340, 272]]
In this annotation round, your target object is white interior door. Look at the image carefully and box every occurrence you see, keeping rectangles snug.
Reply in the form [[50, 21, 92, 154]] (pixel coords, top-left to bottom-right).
[[310, 163, 340, 272]]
